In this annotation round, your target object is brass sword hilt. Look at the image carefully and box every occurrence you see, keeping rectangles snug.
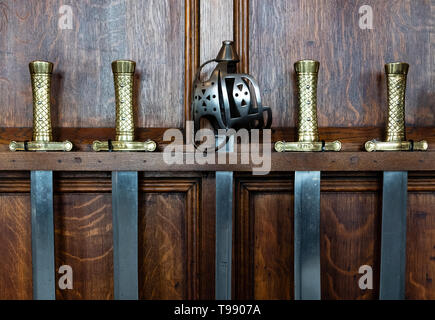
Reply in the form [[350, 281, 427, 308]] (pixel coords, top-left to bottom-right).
[[275, 60, 341, 152], [93, 60, 156, 152], [9, 61, 73, 152], [365, 62, 427, 152]]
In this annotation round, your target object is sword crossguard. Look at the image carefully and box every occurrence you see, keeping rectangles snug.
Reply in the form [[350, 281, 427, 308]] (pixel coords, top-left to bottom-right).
[[93, 60, 157, 152], [92, 140, 156, 152], [9, 61, 73, 152], [365, 62, 428, 152], [275, 140, 342, 152], [274, 60, 341, 152], [365, 140, 428, 152]]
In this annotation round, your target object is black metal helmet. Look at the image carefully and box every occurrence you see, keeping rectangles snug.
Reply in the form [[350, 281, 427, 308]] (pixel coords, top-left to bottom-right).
[[192, 41, 272, 138]]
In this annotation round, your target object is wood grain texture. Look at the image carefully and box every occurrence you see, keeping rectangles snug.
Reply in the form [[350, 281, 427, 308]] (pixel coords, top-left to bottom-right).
[[249, 0, 434, 128], [0, 0, 186, 128], [199, 172, 216, 299], [139, 180, 200, 299], [235, 179, 293, 299], [54, 193, 113, 300], [200, 0, 233, 75], [406, 191, 435, 299], [234, 0, 249, 74], [321, 191, 381, 299], [233, 174, 435, 300], [184, 0, 200, 122], [0, 194, 32, 299], [1, 151, 435, 172]]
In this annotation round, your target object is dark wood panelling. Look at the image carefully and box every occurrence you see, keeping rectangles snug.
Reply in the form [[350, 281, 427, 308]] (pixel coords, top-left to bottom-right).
[[321, 192, 381, 299], [406, 191, 435, 299], [235, 179, 293, 299], [234, 174, 435, 300], [2, 150, 435, 172], [0, 194, 32, 299], [0, 0, 186, 128], [139, 180, 200, 299], [54, 193, 114, 300], [249, 0, 433, 128], [199, 172, 216, 299], [0, 173, 213, 300], [184, 0, 200, 123], [234, 0, 250, 74]]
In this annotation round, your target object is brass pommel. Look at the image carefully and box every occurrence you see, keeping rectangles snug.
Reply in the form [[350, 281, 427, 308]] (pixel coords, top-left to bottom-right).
[[274, 60, 341, 152], [294, 59, 319, 74], [9, 61, 72, 152], [112, 60, 136, 74], [92, 60, 156, 152], [365, 62, 427, 152], [29, 60, 53, 74]]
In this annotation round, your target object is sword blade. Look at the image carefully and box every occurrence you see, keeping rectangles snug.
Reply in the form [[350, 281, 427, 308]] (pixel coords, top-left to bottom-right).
[[31, 170, 55, 300], [380, 171, 407, 300], [215, 135, 234, 300], [294, 171, 321, 300], [215, 171, 233, 300], [112, 171, 138, 300]]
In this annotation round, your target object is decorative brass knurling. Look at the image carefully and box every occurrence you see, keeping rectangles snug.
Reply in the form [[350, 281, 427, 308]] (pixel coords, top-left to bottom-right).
[[365, 62, 427, 152], [275, 60, 341, 152], [92, 60, 157, 152], [9, 61, 73, 152]]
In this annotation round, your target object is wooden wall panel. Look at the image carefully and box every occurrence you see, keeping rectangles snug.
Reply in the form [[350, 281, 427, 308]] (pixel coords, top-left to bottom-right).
[[200, 0, 233, 74], [406, 191, 435, 300], [138, 180, 200, 300], [235, 180, 293, 299], [251, 192, 293, 299], [54, 193, 113, 300], [235, 175, 383, 300], [321, 192, 381, 300], [0, 194, 32, 299], [0, 0, 186, 128], [249, 0, 433, 128]]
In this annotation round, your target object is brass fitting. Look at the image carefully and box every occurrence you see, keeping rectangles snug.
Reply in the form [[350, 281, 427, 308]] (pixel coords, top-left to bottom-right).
[[365, 62, 427, 152], [9, 61, 73, 152], [93, 60, 156, 152], [274, 60, 341, 152]]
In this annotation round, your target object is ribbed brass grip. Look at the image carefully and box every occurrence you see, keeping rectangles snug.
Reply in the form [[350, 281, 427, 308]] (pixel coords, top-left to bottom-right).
[[113, 60, 135, 142], [30, 61, 53, 142], [274, 60, 341, 152], [385, 62, 408, 142], [295, 60, 319, 142], [364, 62, 427, 152]]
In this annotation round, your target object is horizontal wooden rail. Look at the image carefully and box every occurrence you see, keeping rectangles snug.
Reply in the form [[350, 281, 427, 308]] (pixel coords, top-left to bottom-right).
[[0, 151, 433, 171]]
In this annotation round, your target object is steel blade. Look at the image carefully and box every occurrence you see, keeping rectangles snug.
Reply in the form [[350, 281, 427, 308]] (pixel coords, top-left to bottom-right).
[[215, 171, 233, 300], [31, 170, 55, 300], [112, 171, 138, 300], [380, 171, 407, 300], [215, 135, 234, 300], [294, 171, 321, 300]]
